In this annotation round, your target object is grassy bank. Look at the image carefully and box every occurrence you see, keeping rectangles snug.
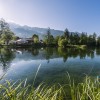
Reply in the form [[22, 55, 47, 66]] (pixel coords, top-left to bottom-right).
[[0, 76, 100, 100]]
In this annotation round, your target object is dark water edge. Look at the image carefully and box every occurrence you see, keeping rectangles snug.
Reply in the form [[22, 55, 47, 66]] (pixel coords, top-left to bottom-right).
[[0, 46, 100, 87]]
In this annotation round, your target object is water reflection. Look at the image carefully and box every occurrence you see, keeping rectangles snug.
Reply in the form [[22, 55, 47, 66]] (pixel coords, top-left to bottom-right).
[[43, 47, 95, 62], [32, 49, 39, 56], [0, 47, 15, 72], [0, 47, 97, 73], [96, 48, 100, 55], [0, 47, 100, 85]]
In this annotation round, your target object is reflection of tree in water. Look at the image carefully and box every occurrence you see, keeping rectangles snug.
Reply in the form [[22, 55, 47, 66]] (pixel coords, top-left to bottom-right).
[[57, 47, 95, 62], [41, 47, 95, 63], [45, 47, 54, 63], [31, 48, 39, 56], [58, 47, 68, 62], [15, 48, 39, 56], [96, 48, 100, 55], [84, 48, 95, 59], [0, 47, 15, 72]]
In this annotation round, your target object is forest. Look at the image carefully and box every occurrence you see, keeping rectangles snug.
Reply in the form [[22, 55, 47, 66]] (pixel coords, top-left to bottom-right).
[[0, 18, 100, 47]]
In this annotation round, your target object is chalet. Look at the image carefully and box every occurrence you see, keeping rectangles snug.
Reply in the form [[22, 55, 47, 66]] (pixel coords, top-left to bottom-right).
[[11, 38, 33, 45], [10, 38, 45, 46]]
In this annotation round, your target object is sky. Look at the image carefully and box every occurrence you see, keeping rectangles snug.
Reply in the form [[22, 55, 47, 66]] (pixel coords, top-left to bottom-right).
[[0, 0, 100, 34]]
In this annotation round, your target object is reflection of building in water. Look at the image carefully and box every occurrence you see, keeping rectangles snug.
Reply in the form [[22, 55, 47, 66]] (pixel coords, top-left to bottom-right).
[[16, 50, 22, 54]]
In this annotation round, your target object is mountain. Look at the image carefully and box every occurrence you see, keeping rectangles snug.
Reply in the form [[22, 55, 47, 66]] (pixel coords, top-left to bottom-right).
[[9, 22, 64, 39]]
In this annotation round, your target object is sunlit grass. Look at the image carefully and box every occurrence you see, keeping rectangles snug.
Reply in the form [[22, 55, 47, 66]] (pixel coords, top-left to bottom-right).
[[0, 75, 100, 100], [69, 76, 100, 100]]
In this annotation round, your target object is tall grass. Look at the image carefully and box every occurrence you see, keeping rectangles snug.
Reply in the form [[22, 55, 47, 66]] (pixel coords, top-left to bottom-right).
[[0, 76, 100, 100], [69, 76, 100, 100]]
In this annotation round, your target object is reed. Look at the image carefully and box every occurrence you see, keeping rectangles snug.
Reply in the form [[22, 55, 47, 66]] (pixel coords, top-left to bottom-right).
[[0, 75, 100, 100]]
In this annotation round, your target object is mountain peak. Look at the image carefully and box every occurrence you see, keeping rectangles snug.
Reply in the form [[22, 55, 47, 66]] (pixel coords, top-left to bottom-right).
[[9, 22, 64, 38]]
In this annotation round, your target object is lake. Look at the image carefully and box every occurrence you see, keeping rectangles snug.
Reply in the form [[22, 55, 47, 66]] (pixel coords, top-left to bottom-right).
[[0, 47, 100, 86]]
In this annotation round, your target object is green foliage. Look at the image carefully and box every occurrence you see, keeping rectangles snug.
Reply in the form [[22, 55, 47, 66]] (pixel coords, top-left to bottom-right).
[[0, 18, 9, 32], [34, 38, 39, 43], [1, 30, 14, 44], [0, 19, 100, 47], [73, 32, 80, 45], [0, 76, 100, 100], [58, 38, 68, 47], [44, 28, 55, 45], [69, 76, 100, 100], [64, 28, 69, 39], [54, 36, 60, 45], [57, 30, 98, 47], [79, 32, 87, 45], [32, 34, 39, 43], [0, 18, 15, 45], [97, 36, 100, 46], [87, 34, 96, 46]]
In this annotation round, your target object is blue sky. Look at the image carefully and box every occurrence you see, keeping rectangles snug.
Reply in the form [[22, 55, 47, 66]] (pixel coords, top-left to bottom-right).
[[0, 0, 100, 34]]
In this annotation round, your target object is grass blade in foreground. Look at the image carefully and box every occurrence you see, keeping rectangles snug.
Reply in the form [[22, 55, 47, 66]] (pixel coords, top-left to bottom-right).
[[0, 76, 100, 100]]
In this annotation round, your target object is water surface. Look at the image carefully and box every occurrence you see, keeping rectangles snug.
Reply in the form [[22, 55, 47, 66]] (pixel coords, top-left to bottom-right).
[[0, 47, 100, 85]]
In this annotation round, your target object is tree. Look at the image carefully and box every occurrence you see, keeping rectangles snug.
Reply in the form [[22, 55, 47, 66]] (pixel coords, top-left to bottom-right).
[[44, 28, 54, 45], [69, 32, 80, 45], [32, 34, 39, 43], [93, 32, 97, 45], [0, 18, 9, 32], [97, 36, 100, 46], [1, 30, 14, 44], [64, 28, 70, 39], [54, 36, 60, 45], [45, 28, 51, 44], [73, 32, 80, 45], [80, 32, 87, 45], [69, 33, 74, 44], [58, 38, 68, 47], [49, 35, 54, 44], [87, 33, 97, 46], [93, 32, 96, 39], [0, 18, 14, 44]]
